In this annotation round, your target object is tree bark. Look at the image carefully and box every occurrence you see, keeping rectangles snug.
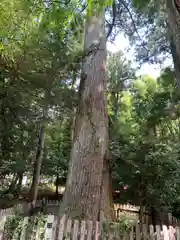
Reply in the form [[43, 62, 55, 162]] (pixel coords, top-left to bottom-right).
[[60, 11, 113, 221], [166, 0, 180, 87], [55, 174, 59, 197], [16, 172, 23, 192], [100, 157, 115, 221], [29, 92, 49, 205], [29, 124, 45, 204]]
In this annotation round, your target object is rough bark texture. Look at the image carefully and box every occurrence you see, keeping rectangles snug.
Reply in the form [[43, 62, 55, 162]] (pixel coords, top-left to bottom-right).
[[166, 0, 180, 86], [100, 157, 115, 221], [29, 124, 45, 204], [60, 12, 113, 221], [29, 96, 48, 205]]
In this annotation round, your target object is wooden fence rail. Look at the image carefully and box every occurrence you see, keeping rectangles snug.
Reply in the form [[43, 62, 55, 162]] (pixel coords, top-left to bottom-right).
[[0, 201, 140, 217]]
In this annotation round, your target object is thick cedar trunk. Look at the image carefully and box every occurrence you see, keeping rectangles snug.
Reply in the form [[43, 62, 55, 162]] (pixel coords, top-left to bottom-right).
[[71, 107, 76, 142], [100, 157, 115, 221], [60, 11, 112, 221], [166, 0, 180, 86]]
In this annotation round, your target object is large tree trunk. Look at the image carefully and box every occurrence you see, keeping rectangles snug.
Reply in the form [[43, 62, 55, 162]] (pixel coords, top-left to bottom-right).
[[166, 0, 180, 86], [100, 157, 115, 221], [60, 11, 113, 221]]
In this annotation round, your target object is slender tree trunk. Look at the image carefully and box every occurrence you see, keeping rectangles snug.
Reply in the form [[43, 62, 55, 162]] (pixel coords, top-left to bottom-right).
[[166, 0, 180, 86], [25, 100, 48, 240], [60, 11, 112, 221], [16, 172, 23, 193], [151, 206, 158, 226], [55, 174, 59, 197], [29, 92, 49, 205], [29, 125, 45, 204]]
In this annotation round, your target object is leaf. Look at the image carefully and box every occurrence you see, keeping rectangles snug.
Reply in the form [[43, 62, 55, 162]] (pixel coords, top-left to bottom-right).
[[132, 0, 150, 9]]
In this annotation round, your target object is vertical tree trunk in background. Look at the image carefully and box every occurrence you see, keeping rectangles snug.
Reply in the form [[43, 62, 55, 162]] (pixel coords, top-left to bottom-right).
[[26, 98, 49, 240], [60, 10, 113, 221], [166, 0, 180, 86], [100, 157, 115, 220], [55, 174, 59, 197], [29, 124, 45, 204], [29, 93, 49, 205], [170, 36, 180, 84], [16, 172, 23, 193]]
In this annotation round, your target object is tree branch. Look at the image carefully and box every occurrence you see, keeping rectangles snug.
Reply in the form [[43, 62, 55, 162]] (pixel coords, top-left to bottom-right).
[[106, 0, 117, 39], [174, 0, 180, 15]]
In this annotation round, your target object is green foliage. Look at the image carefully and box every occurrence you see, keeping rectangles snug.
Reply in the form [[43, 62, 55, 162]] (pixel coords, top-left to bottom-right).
[[4, 216, 22, 240], [0, 0, 81, 197], [101, 216, 133, 238], [87, 0, 113, 16], [108, 59, 180, 212], [132, 0, 150, 10], [42, 119, 72, 178], [117, 216, 133, 233]]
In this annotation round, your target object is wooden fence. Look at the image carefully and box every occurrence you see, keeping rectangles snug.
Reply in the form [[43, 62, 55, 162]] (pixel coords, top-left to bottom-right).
[[45, 215, 180, 240], [1, 201, 180, 226], [0, 213, 180, 239], [0, 201, 140, 217], [1, 201, 180, 239]]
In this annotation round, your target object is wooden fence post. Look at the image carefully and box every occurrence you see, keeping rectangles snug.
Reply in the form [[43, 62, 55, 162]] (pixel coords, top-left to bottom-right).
[[156, 225, 161, 240], [142, 224, 148, 239], [58, 215, 66, 240], [135, 223, 140, 240], [80, 220, 86, 240], [149, 225, 154, 240], [94, 221, 100, 240], [162, 225, 169, 240], [129, 225, 134, 240], [169, 226, 175, 240], [176, 227, 180, 240], [20, 217, 29, 240], [72, 220, 79, 240], [0, 216, 7, 240], [35, 217, 40, 240], [45, 215, 55, 240], [64, 219, 72, 239], [87, 221, 93, 240], [52, 215, 57, 240]]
